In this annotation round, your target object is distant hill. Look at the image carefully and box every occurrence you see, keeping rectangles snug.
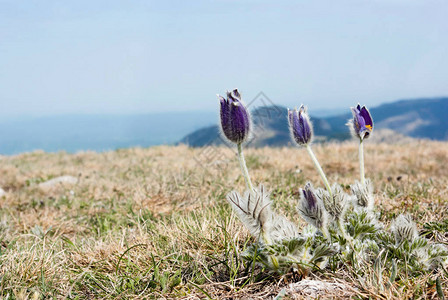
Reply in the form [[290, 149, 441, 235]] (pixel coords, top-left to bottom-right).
[[180, 97, 448, 146], [1, 97, 446, 155]]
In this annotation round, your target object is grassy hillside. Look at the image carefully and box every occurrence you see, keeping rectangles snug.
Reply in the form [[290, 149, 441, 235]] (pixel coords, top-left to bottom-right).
[[0, 142, 447, 298]]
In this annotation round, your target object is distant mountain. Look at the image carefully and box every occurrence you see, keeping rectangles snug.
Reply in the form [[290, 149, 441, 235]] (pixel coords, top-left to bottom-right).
[[0, 112, 217, 155], [1, 97, 446, 155], [180, 97, 448, 147], [369, 98, 448, 140]]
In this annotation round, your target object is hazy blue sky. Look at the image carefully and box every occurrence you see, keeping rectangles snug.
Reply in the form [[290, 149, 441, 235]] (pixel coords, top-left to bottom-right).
[[1, 0, 447, 117]]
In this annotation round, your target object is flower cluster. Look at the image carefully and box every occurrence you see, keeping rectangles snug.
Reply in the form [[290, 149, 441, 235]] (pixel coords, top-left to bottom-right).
[[217, 90, 448, 279]]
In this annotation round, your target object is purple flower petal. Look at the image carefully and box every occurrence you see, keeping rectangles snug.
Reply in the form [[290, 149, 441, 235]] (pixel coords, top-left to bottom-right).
[[299, 106, 312, 143], [303, 183, 317, 209], [219, 95, 232, 139], [229, 101, 250, 143], [288, 109, 294, 126], [360, 106, 373, 129]]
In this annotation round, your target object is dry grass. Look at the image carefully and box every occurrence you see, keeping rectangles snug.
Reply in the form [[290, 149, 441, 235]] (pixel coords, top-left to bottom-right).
[[0, 141, 447, 299]]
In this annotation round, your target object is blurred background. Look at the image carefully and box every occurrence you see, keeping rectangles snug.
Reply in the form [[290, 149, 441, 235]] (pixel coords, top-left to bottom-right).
[[1, 0, 447, 154]]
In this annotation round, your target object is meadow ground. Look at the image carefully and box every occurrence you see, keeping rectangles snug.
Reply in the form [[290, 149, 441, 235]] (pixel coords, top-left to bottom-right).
[[0, 141, 447, 299]]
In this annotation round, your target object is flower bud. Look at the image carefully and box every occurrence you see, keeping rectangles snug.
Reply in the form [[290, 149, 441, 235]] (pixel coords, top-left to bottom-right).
[[298, 183, 328, 233], [391, 214, 418, 244], [317, 184, 349, 221], [349, 104, 373, 140], [219, 89, 251, 144], [350, 179, 374, 211], [288, 105, 313, 146]]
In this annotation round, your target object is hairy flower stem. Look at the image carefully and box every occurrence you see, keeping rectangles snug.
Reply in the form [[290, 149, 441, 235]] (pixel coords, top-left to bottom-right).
[[260, 230, 280, 269], [305, 145, 332, 197], [321, 227, 330, 240], [237, 143, 254, 192], [337, 218, 350, 242], [237, 144, 278, 266], [359, 140, 365, 185]]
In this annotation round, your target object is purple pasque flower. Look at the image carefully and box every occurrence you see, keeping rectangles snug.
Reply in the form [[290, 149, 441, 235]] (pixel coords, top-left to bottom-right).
[[219, 89, 251, 144], [298, 182, 328, 233], [288, 105, 313, 146], [350, 104, 373, 140], [302, 182, 318, 210]]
